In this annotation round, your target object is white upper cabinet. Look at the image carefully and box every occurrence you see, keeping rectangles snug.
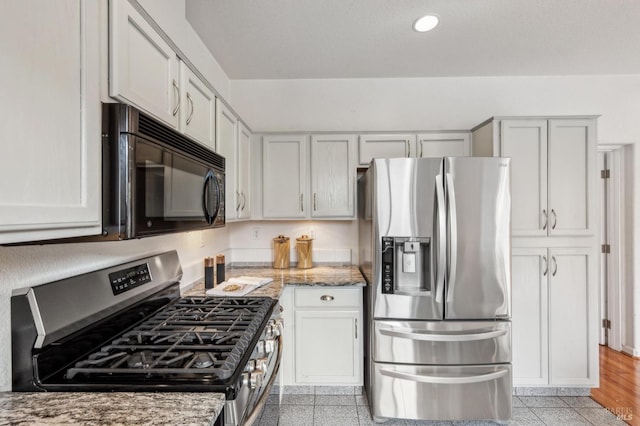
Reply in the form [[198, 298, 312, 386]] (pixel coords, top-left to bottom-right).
[[0, 0, 102, 243], [358, 134, 416, 166], [416, 133, 471, 158], [359, 133, 470, 165], [500, 120, 549, 237], [215, 100, 239, 219], [262, 135, 307, 219], [547, 119, 596, 236], [310, 135, 356, 218], [263, 134, 356, 219], [237, 123, 252, 220], [473, 117, 597, 237], [180, 62, 216, 149], [110, 0, 180, 128]]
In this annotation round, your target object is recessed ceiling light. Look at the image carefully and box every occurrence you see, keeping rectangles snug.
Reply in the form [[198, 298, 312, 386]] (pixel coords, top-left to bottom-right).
[[413, 15, 439, 32]]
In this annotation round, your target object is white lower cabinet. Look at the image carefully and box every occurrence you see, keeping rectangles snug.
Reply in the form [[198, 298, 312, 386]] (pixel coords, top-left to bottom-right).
[[281, 287, 363, 386], [512, 247, 598, 387]]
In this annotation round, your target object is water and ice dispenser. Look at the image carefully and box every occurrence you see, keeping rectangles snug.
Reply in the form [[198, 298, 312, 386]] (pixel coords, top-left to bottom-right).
[[381, 236, 431, 295]]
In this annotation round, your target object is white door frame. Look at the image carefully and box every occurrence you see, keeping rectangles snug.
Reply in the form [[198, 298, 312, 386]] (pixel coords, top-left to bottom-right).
[[597, 145, 625, 351]]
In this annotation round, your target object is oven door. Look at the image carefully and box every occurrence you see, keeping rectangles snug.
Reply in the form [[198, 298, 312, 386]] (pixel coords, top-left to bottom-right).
[[134, 136, 224, 236]]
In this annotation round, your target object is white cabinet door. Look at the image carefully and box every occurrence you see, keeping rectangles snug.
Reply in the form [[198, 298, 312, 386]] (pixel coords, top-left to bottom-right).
[[500, 120, 548, 237], [110, 0, 179, 128], [511, 248, 548, 386], [0, 0, 101, 243], [294, 309, 362, 384], [180, 62, 215, 149], [310, 135, 356, 218], [215, 99, 238, 220], [237, 123, 252, 220], [416, 133, 470, 158], [358, 134, 416, 165], [548, 247, 598, 386], [262, 135, 307, 218], [547, 119, 596, 237]]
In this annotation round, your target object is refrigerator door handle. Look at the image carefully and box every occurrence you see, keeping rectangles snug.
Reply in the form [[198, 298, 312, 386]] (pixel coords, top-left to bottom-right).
[[434, 174, 446, 303], [379, 326, 508, 342], [445, 172, 458, 302], [379, 367, 509, 385]]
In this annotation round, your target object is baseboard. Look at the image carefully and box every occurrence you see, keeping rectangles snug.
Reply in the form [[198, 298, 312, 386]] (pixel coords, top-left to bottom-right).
[[621, 344, 640, 358], [513, 387, 591, 396]]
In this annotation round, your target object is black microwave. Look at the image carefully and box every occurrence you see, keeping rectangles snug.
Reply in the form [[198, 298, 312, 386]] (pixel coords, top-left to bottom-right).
[[101, 103, 225, 240]]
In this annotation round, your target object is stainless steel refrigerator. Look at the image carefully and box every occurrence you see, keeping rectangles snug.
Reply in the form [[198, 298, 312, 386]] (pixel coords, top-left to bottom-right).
[[358, 157, 512, 422]]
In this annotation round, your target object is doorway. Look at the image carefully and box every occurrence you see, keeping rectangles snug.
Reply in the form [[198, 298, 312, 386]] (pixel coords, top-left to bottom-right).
[[597, 146, 625, 352]]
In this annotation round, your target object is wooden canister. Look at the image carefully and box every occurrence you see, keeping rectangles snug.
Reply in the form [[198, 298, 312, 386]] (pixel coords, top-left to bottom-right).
[[273, 235, 290, 269], [296, 234, 313, 269]]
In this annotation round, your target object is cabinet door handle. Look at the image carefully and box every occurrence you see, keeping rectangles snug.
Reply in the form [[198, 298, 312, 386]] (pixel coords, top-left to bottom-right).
[[241, 192, 247, 211], [542, 209, 548, 230], [551, 209, 557, 229], [355, 318, 358, 339], [407, 141, 411, 157], [236, 190, 241, 211], [313, 193, 317, 211], [419, 141, 423, 158], [172, 79, 180, 117], [551, 256, 558, 276], [404, 141, 409, 157], [542, 256, 548, 276], [320, 295, 334, 301], [186, 92, 194, 125], [300, 194, 304, 212]]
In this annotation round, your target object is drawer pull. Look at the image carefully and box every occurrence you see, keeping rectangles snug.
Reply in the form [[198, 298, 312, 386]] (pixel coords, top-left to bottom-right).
[[320, 295, 334, 301]]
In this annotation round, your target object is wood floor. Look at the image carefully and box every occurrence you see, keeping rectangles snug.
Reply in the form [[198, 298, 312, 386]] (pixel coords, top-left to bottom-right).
[[592, 345, 640, 425]]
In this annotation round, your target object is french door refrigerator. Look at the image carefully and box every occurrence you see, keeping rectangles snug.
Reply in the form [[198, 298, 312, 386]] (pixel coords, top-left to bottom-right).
[[358, 157, 512, 422]]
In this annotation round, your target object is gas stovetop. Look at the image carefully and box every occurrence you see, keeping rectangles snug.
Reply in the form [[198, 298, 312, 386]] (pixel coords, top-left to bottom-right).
[[65, 297, 275, 383]]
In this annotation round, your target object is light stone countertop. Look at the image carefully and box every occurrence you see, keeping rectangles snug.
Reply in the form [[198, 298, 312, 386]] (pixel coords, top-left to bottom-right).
[[0, 392, 224, 426], [182, 265, 366, 299]]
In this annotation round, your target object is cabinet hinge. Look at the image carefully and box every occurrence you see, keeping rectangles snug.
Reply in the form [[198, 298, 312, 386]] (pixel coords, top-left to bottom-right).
[[602, 319, 611, 329], [601, 169, 610, 179], [601, 244, 611, 254]]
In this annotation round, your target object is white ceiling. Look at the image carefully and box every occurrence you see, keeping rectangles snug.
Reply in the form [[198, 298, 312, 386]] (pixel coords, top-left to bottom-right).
[[185, 0, 640, 80]]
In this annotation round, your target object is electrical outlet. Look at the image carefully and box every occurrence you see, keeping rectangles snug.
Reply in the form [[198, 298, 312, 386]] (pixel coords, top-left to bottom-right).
[[199, 231, 205, 248], [252, 226, 261, 240], [309, 227, 316, 239]]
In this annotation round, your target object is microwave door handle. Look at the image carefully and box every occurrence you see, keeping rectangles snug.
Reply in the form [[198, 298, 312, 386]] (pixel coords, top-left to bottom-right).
[[202, 171, 214, 224], [211, 173, 221, 222], [434, 174, 446, 303], [445, 172, 457, 303]]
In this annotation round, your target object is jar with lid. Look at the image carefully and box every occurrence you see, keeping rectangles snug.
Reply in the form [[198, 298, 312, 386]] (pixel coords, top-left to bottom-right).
[[273, 235, 290, 269], [296, 234, 313, 269]]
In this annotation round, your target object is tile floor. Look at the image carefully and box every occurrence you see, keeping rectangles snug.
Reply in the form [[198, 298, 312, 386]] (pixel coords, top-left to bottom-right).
[[255, 394, 627, 426]]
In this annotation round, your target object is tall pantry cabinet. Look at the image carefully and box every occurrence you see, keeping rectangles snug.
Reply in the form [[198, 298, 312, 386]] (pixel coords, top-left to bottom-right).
[[472, 116, 599, 389]]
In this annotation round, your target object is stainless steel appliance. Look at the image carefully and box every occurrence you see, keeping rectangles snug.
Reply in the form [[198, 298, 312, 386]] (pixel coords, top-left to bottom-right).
[[11, 251, 281, 426], [101, 103, 225, 240], [358, 157, 512, 422]]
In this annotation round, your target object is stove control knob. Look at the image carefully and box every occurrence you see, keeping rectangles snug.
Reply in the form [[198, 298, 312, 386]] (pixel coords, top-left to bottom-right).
[[256, 340, 265, 355], [242, 372, 251, 387], [245, 359, 256, 372], [265, 325, 274, 339], [250, 369, 264, 389], [273, 319, 284, 336], [256, 357, 268, 371], [265, 338, 276, 354]]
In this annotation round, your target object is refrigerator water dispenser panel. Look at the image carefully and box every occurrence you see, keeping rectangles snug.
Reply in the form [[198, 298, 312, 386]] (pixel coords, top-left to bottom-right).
[[381, 237, 431, 295]]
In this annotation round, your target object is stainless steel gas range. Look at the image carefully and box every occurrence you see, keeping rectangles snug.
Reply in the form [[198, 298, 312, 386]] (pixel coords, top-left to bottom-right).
[[11, 251, 281, 426]]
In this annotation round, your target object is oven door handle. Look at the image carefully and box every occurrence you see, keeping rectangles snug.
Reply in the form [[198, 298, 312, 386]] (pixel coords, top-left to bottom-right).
[[243, 334, 283, 426]]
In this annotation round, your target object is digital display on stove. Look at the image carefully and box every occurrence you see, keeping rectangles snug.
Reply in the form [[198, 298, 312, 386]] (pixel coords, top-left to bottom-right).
[[108, 263, 152, 295]]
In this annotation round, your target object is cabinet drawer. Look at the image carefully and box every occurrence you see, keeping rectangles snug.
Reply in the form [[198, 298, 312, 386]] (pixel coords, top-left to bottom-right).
[[294, 287, 361, 308]]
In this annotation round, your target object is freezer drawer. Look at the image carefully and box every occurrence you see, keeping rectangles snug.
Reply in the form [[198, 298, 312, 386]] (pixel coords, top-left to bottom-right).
[[374, 320, 511, 364], [371, 362, 512, 421]]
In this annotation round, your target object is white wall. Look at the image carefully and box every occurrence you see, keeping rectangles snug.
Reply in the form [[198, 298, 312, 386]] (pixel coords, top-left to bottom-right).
[[229, 75, 640, 144], [0, 228, 229, 391], [227, 221, 357, 265]]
